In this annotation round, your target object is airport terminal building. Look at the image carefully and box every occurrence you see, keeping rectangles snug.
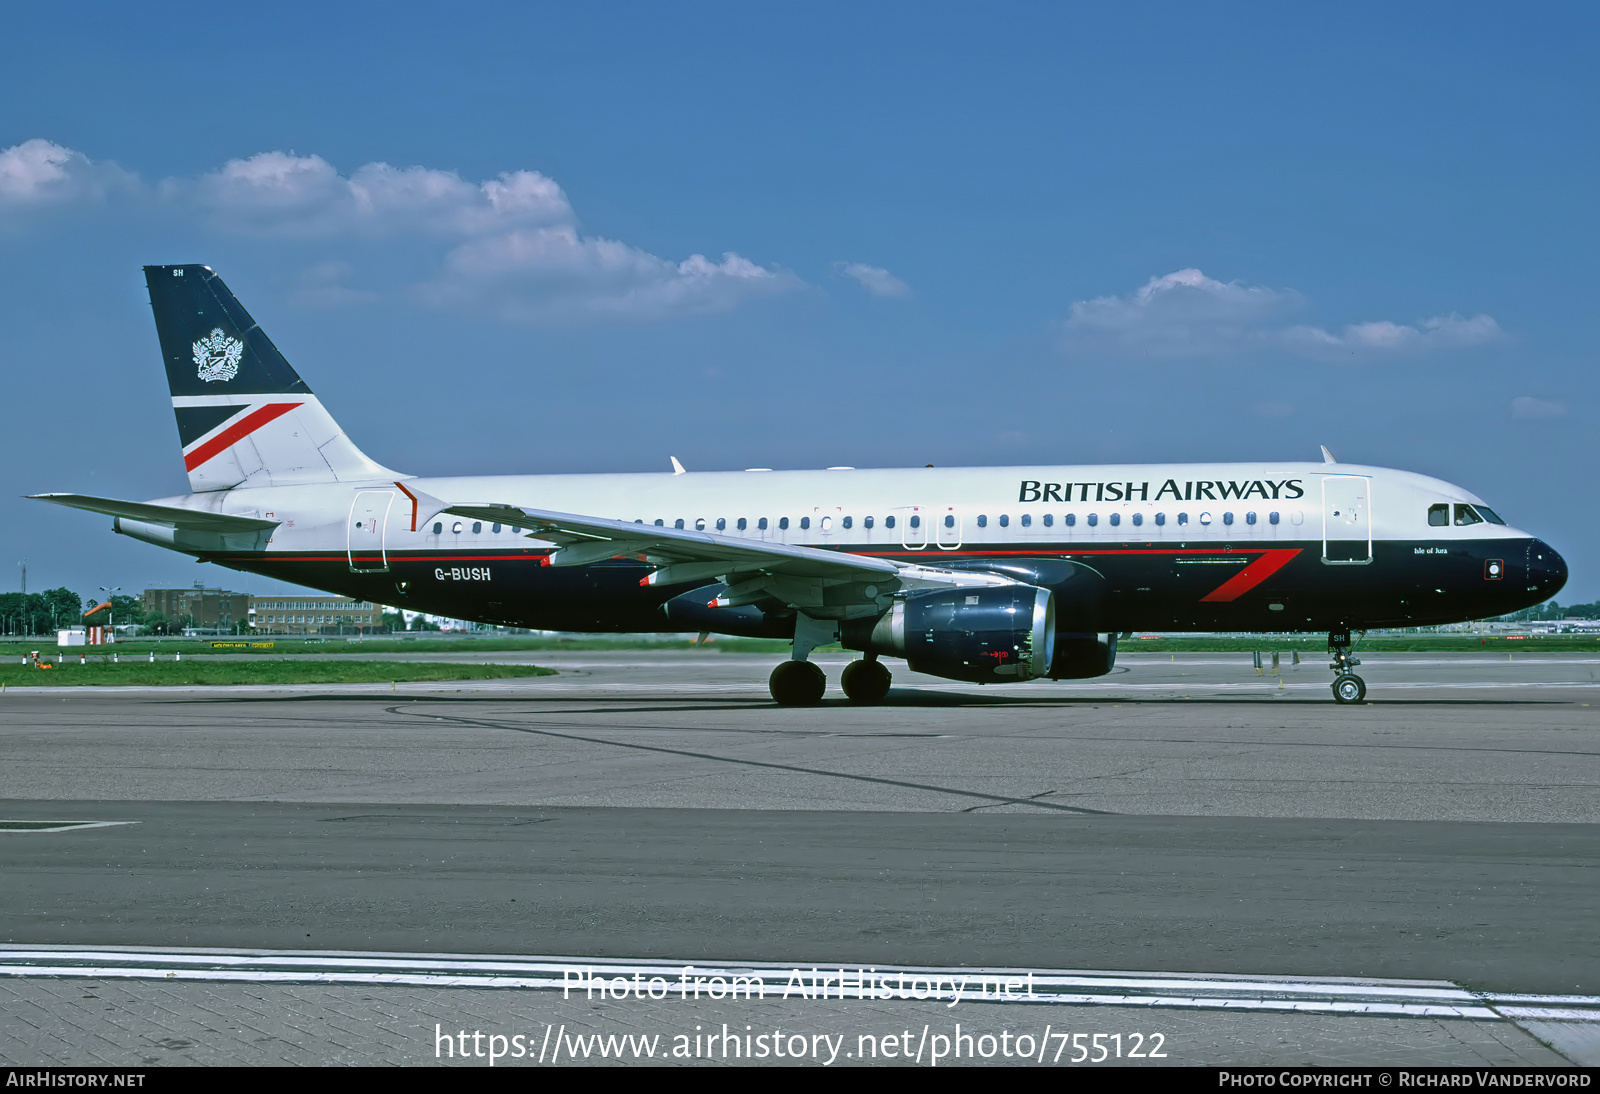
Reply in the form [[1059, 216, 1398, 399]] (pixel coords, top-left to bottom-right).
[[141, 587, 385, 634], [247, 595, 384, 634]]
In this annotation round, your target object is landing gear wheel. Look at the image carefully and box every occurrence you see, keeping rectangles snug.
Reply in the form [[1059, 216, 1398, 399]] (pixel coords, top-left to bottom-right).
[[770, 660, 826, 706], [1332, 674, 1367, 704], [841, 659, 892, 704]]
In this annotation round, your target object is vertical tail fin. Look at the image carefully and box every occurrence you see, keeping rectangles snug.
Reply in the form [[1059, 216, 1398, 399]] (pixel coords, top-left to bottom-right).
[[144, 264, 398, 491]]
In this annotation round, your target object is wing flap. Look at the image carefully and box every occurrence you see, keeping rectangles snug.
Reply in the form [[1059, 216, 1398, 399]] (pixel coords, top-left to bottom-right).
[[439, 503, 900, 581]]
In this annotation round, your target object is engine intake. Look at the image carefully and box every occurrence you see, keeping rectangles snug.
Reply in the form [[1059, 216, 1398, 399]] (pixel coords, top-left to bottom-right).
[[841, 585, 1056, 684]]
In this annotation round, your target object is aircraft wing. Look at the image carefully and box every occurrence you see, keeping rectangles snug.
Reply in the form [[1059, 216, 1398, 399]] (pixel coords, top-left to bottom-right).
[[440, 502, 899, 582], [29, 493, 280, 533]]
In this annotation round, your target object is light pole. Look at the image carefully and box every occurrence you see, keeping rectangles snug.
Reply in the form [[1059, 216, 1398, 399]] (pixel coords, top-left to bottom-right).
[[100, 586, 121, 637], [18, 560, 25, 637]]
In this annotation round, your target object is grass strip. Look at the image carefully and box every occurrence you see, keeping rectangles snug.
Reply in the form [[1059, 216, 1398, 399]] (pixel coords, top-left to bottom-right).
[[0, 660, 556, 688]]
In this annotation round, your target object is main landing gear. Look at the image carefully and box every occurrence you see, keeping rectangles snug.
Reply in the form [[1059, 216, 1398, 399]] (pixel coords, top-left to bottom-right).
[[1328, 626, 1366, 704], [768, 614, 895, 706], [841, 655, 892, 705]]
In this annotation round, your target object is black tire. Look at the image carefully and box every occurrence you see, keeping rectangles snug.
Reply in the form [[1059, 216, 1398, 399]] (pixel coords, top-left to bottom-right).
[[1332, 674, 1367, 704], [770, 660, 827, 706], [841, 659, 892, 704]]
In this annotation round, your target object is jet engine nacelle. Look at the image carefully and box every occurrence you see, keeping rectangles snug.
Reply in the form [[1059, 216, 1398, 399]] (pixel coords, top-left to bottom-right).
[[841, 585, 1056, 684]]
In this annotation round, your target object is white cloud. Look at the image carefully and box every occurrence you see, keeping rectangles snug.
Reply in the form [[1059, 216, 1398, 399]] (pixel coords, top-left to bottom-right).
[[1061, 268, 1503, 360], [419, 228, 795, 322], [179, 152, 572, 238], [836, 261, 911, 298], [0, 139, 134, 216], [1509, 396, 1566, 420], [176, 149, 795, 321]]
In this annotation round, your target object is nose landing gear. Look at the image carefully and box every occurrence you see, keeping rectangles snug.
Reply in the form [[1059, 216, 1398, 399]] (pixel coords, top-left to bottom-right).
[[1328, 626, 1366, 704]]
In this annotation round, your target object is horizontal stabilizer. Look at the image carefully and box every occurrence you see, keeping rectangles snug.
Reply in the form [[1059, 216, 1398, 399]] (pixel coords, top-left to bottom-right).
[[28, 493, 279, 533]]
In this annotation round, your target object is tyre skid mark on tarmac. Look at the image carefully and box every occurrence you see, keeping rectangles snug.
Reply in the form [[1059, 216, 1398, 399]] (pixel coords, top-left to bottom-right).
[[383, 705, 1116, 816]]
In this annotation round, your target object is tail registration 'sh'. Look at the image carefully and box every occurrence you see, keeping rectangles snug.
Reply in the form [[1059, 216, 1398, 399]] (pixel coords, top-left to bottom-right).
[[146, 264, 394, 491]]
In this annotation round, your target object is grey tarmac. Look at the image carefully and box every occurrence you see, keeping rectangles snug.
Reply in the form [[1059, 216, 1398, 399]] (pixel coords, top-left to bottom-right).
[[1, 650, 1596, 1065]]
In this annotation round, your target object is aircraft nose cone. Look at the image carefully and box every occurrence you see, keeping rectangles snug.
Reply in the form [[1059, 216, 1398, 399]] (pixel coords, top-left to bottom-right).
[[1528, 539, 1567, 598]]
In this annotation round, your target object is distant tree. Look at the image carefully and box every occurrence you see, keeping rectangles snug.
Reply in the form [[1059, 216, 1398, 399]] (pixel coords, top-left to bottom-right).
[[40, 588, 82, 630], [381, 611, 405, 633], [140, 612, 171, 636], [108, 594, 146, 627]]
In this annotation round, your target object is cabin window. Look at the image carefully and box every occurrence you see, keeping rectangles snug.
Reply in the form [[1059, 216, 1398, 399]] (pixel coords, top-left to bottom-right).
[[1109, 513, 1121, 527], [1155, 512, 1165, 526], [1042, 513, 1053, 527], [715, 518, 726, 531], [976, 514, 988, 528], [431, 522, 442, 535], [779, 517, 789, 530], [1177, 512, 1188, 526], [910, 515, 921, 529], [1269, 512, 1280, 525], [758, 517, 768, 530], [451, 521, 463, 534], [670, 518, 682, 529], [1223, 512, 1234, 526], [1087, 513, 1098, 527], [1454, 504, 1483, 526], [1291, 510, 1304, 525], [944, 514, 955, 528], [1246, 512, 1256, 525], [842, 516, 852, 529], [1476, 506, 1507, 525], [1064, 513, 1075, 527], [492, 523, 502, 534], [1020, 513, 1031, 527], [1131, 512, 1143, 527], [885, 515, 895, 529], [694, 518, 706, 531], [1199, 512, 1212, 525], [654, 518, 665, 527], [865, 516, 875, 529], [998, 514, 1009, 528], [471, 522, 482, 534], [800, 516, 811, 530], [1428, 504, 1450, 527], [737, 517, 747, 531]]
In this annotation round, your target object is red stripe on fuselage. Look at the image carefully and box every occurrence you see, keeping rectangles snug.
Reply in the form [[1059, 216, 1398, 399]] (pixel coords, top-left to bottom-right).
[[183, 402, 302, 471], [1198, 548, 1302, 602]]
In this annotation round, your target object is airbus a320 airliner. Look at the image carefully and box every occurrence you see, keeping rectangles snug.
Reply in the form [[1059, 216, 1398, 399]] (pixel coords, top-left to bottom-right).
[[34, 266, 1568, 705]]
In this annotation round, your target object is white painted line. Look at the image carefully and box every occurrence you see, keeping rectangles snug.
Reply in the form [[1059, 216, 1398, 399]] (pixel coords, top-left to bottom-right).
[[0, 821, 137, 833], [2, 946, 1596, 1023]]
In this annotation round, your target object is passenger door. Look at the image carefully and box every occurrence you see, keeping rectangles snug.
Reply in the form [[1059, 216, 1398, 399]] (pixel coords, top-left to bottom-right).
[[347, 490, 395, 572], [1321, 475, 1371, 564]]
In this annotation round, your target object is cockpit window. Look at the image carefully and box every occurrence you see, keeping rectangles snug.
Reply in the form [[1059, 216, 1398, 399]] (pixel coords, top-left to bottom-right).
[[1475, 505, 1506, 525], [1453, 504, 1483, 527], [1428, 504, 1449, 527]]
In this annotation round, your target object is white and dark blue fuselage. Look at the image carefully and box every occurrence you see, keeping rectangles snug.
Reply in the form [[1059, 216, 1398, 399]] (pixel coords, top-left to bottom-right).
[[34, 265, 1569, 703]]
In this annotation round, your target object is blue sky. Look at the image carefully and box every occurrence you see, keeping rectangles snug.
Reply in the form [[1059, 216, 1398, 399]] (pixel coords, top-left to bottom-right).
[[2, 2, 1596, 604]]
